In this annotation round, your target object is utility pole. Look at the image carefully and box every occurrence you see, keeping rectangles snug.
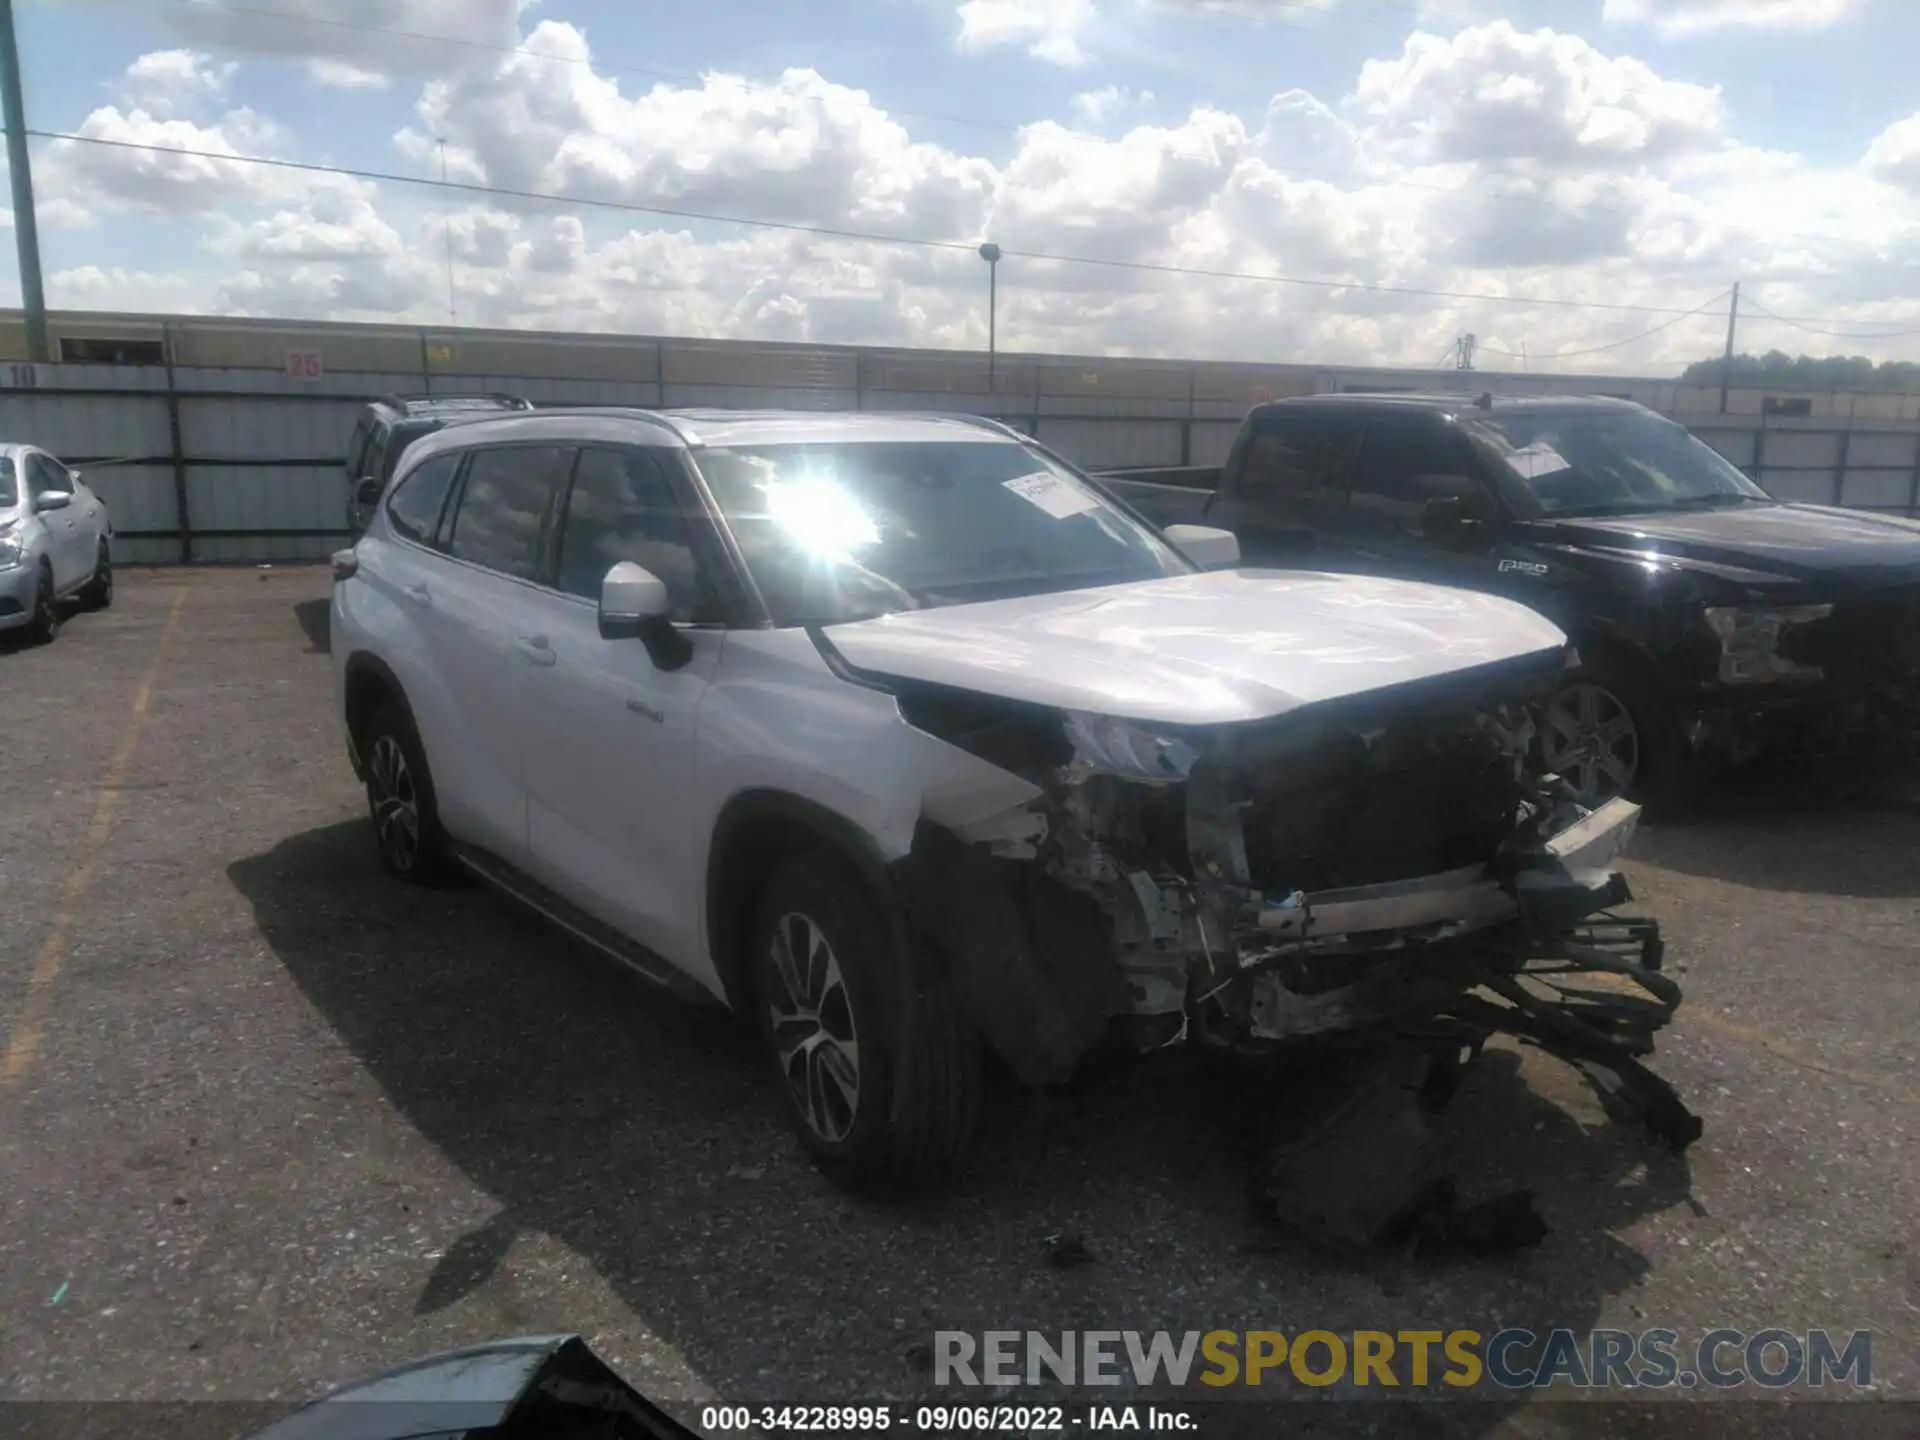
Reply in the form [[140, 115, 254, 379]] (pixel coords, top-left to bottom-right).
[[1719, 280, 1740, 415], [978, 242, 1001, 391], [1455, 332, 1476, 371], [0, 0, 48, 362], [437, 138, 456, 326]]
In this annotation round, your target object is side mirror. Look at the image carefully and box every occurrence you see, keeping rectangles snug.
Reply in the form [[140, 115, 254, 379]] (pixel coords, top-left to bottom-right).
[[1164, 523, 1240, 570], [599, 560, 693, 670], [354, 478, 382, 507], [33, 490, 72, 513], [1421, 492, 1485, 546]]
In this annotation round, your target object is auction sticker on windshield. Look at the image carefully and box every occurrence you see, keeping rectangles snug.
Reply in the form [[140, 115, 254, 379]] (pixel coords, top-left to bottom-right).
[[1005, 471, 1102, 519], [1505, 441, 1573, 479]]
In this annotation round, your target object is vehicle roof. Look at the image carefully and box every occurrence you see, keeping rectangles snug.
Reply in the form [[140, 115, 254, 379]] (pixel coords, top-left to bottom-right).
[[372, 393, 534, 420], [407, 407, 1022, 452], [1254, 392, 1650, 420]]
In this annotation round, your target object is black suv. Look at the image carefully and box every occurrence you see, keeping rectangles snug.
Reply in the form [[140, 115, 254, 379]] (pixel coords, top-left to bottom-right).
[[344, 393, 535, 535], [1099, 393, 1920, 805]]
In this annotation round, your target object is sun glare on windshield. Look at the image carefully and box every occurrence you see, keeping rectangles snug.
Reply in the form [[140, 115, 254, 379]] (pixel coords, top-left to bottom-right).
[[762, 471, 883, 561]]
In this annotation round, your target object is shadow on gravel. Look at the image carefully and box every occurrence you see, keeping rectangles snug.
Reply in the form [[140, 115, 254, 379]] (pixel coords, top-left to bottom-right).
[[230, 820, 1707, 1440], [293, 598, 331, 655], [1632, 755, 1920, 899]]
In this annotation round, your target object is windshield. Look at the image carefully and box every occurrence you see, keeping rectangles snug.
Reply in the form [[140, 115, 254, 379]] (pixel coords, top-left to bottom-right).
[[1461, 411, 1770, 518], [0, 457, 14, 508], [693, 440, 1192, 624]]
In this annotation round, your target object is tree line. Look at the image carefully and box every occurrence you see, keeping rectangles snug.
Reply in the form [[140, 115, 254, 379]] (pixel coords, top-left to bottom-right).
[[1679, 352, 1920, 392]]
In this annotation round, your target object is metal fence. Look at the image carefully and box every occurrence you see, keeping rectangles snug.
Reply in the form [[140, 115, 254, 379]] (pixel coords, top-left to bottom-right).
[[1, 329, 1916, 565]]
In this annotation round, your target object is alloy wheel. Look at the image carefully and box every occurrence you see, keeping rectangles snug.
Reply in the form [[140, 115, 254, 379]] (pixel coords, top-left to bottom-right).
[[765, 911, 862, 1143], [1542, 682, 1640, 805], [368, 733, 421, 871]]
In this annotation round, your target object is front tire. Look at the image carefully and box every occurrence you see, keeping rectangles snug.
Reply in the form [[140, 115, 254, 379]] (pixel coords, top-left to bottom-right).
[[752, 855, 981, 1192], [27, 562, 59, 645], [80, 541, 113, 610], [1539, 659, 1682, 810], [361, 699, 456, 885]]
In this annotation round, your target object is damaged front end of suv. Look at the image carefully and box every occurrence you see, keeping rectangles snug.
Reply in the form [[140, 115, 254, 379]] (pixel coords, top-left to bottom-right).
[[876, 646, 1700, 1249]]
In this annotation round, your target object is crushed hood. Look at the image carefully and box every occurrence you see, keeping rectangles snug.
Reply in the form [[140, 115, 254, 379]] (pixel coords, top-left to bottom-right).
[[822, 568, 1567, 725]]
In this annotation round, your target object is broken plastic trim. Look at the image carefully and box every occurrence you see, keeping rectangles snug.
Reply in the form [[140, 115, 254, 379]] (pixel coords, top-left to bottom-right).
[[1252, 864, 1516, 943], [1246, 798, 1640, 946]]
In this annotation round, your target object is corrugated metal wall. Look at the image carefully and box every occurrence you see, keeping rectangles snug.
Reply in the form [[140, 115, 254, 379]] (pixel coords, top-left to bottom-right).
[[0, 311, 1916, 563]]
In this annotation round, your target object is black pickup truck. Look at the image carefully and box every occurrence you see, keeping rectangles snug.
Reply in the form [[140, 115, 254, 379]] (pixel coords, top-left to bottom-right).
[[1093, 392, 1920, 805]]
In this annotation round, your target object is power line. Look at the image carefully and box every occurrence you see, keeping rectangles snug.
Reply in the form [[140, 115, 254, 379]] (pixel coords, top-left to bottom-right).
[[1741, 295, 1920, 342], [157, 0, 1689, 221], [32, 127, 1736, 317], [1475, 291, 1732, 361]]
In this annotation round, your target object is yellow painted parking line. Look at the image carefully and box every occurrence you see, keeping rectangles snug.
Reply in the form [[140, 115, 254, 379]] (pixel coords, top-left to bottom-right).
[[1, 589, 190, 1088], [1690, 1007, 1918, 1106]]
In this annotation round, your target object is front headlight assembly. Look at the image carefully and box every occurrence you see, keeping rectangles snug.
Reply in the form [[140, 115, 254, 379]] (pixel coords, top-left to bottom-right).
[[0, 528, 21, 571], [1702, 604, 1833, 684]]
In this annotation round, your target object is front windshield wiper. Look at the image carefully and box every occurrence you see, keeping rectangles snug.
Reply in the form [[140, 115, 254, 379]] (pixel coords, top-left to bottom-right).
[[1542, 500, 1676, 518], [1547, 493, 1761, 518], [1664, 492, 1765, 510]]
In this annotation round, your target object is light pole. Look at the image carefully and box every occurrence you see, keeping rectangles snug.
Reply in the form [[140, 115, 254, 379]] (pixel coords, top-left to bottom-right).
[[978, 242, 1001, 392], [0, 0, 48, 362]]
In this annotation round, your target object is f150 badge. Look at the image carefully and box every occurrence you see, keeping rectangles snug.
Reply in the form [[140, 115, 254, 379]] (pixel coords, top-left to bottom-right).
[[1498, 558, 1551, 577]]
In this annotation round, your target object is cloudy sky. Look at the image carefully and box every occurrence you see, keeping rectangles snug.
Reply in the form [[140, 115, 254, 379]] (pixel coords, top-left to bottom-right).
[[5, 0, 1918, 373]]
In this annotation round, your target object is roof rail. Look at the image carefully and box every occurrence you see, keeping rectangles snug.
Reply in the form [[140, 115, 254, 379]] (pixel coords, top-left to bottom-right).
[[374, 391, 535, 412], [945, 412, 1031, 442]]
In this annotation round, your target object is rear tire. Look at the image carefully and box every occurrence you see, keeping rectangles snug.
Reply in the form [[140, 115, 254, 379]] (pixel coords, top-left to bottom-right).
[[27, 562, 59, 645], [361, 699, 456, 886], [80, 541, 113, 610], [752, 854, 981, 1192]]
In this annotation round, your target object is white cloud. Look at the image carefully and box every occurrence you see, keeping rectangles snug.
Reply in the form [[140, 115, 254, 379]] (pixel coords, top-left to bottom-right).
[[307, 59, 393, 90], [1602, 0, 1859, 37], [403, 23, 998, 242], [41, 106, 299, 218], [1352, 21, 1724, 168], [143, 0, 527, 80], [46, 265, 207, 313], [1865, 113, 1920, 190], [34, 16, 1920, 370], [1071, 84, 1151, 123], [118, 50, 235, 117], [955, 0, 1097, 65]]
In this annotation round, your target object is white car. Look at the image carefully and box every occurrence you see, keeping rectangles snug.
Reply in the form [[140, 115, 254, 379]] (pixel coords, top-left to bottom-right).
[[329, 408, 1666, 1193], [0, 445, 114, 644]]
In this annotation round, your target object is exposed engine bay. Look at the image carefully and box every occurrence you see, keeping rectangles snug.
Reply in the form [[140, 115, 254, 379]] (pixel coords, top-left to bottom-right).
[[883, 650, 1702, 1251]]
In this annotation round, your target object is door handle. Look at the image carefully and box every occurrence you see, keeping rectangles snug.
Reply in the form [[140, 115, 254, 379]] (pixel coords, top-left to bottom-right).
[[402, 583, 432, 607], [515, 635, 556, 667]]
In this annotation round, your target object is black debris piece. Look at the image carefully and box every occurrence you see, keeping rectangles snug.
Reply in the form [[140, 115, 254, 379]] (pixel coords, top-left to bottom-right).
[[1041, 1230, 1097, 1269], [1404, 1179, 1550, 1261]]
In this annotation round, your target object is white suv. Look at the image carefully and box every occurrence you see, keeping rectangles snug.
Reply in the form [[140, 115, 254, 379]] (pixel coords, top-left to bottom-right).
[[330, 408, 1661, 1192]]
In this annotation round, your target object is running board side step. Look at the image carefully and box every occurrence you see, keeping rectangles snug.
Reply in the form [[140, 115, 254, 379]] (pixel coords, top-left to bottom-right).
[[451, 845, 724, 1010]]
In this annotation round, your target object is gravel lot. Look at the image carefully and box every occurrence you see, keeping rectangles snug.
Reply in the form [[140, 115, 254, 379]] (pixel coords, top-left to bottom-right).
[[0, 567, 1914, 1439]]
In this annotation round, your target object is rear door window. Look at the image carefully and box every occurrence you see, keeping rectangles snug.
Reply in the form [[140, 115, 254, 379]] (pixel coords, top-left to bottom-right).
[[443, 445, 574, 582], [345, 416, 373, 479], [1231, 414, 1360, 503], [1346, 422, 1491, 531], [385, 453, 464, 545]]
